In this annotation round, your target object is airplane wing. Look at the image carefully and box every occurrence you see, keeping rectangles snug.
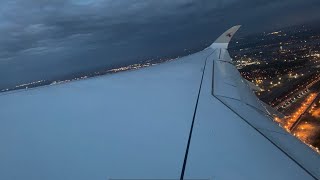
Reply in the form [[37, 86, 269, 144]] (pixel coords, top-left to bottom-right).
[[0, 26, 319, 180]]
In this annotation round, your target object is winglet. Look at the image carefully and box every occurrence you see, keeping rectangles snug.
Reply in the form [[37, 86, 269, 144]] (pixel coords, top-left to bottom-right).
[[210, 25, 241, 49]]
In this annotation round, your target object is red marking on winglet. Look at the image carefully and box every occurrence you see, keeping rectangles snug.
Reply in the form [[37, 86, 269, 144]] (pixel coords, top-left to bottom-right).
[[226, 33, 232, 37]]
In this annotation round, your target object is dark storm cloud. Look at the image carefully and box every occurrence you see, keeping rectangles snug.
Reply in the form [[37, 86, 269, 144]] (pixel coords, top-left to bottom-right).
[[0, 0, 320, 88], [1, 0, 318, 59]]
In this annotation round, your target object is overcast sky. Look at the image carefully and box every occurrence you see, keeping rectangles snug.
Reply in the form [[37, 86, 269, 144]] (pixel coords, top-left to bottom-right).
[[1, 0, 320, 89]]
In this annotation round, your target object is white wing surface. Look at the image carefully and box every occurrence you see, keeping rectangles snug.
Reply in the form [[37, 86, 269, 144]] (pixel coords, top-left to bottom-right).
[[0, 26, 319, 180]]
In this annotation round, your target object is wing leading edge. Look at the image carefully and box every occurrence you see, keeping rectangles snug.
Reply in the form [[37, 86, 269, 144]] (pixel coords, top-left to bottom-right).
[[0, 26, 319, 180]]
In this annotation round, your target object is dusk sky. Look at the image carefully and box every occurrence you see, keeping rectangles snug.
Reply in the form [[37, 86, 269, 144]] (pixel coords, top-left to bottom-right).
[[1, 0, 320, 89]]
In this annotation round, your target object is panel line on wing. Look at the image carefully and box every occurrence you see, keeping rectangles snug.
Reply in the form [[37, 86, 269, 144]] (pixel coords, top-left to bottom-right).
[[217, 60, 233, 64], [223, 82, 237, 87], [215, 94, 275, 119], [256, 128, 288, 135], [180, 50, 216, 180]]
